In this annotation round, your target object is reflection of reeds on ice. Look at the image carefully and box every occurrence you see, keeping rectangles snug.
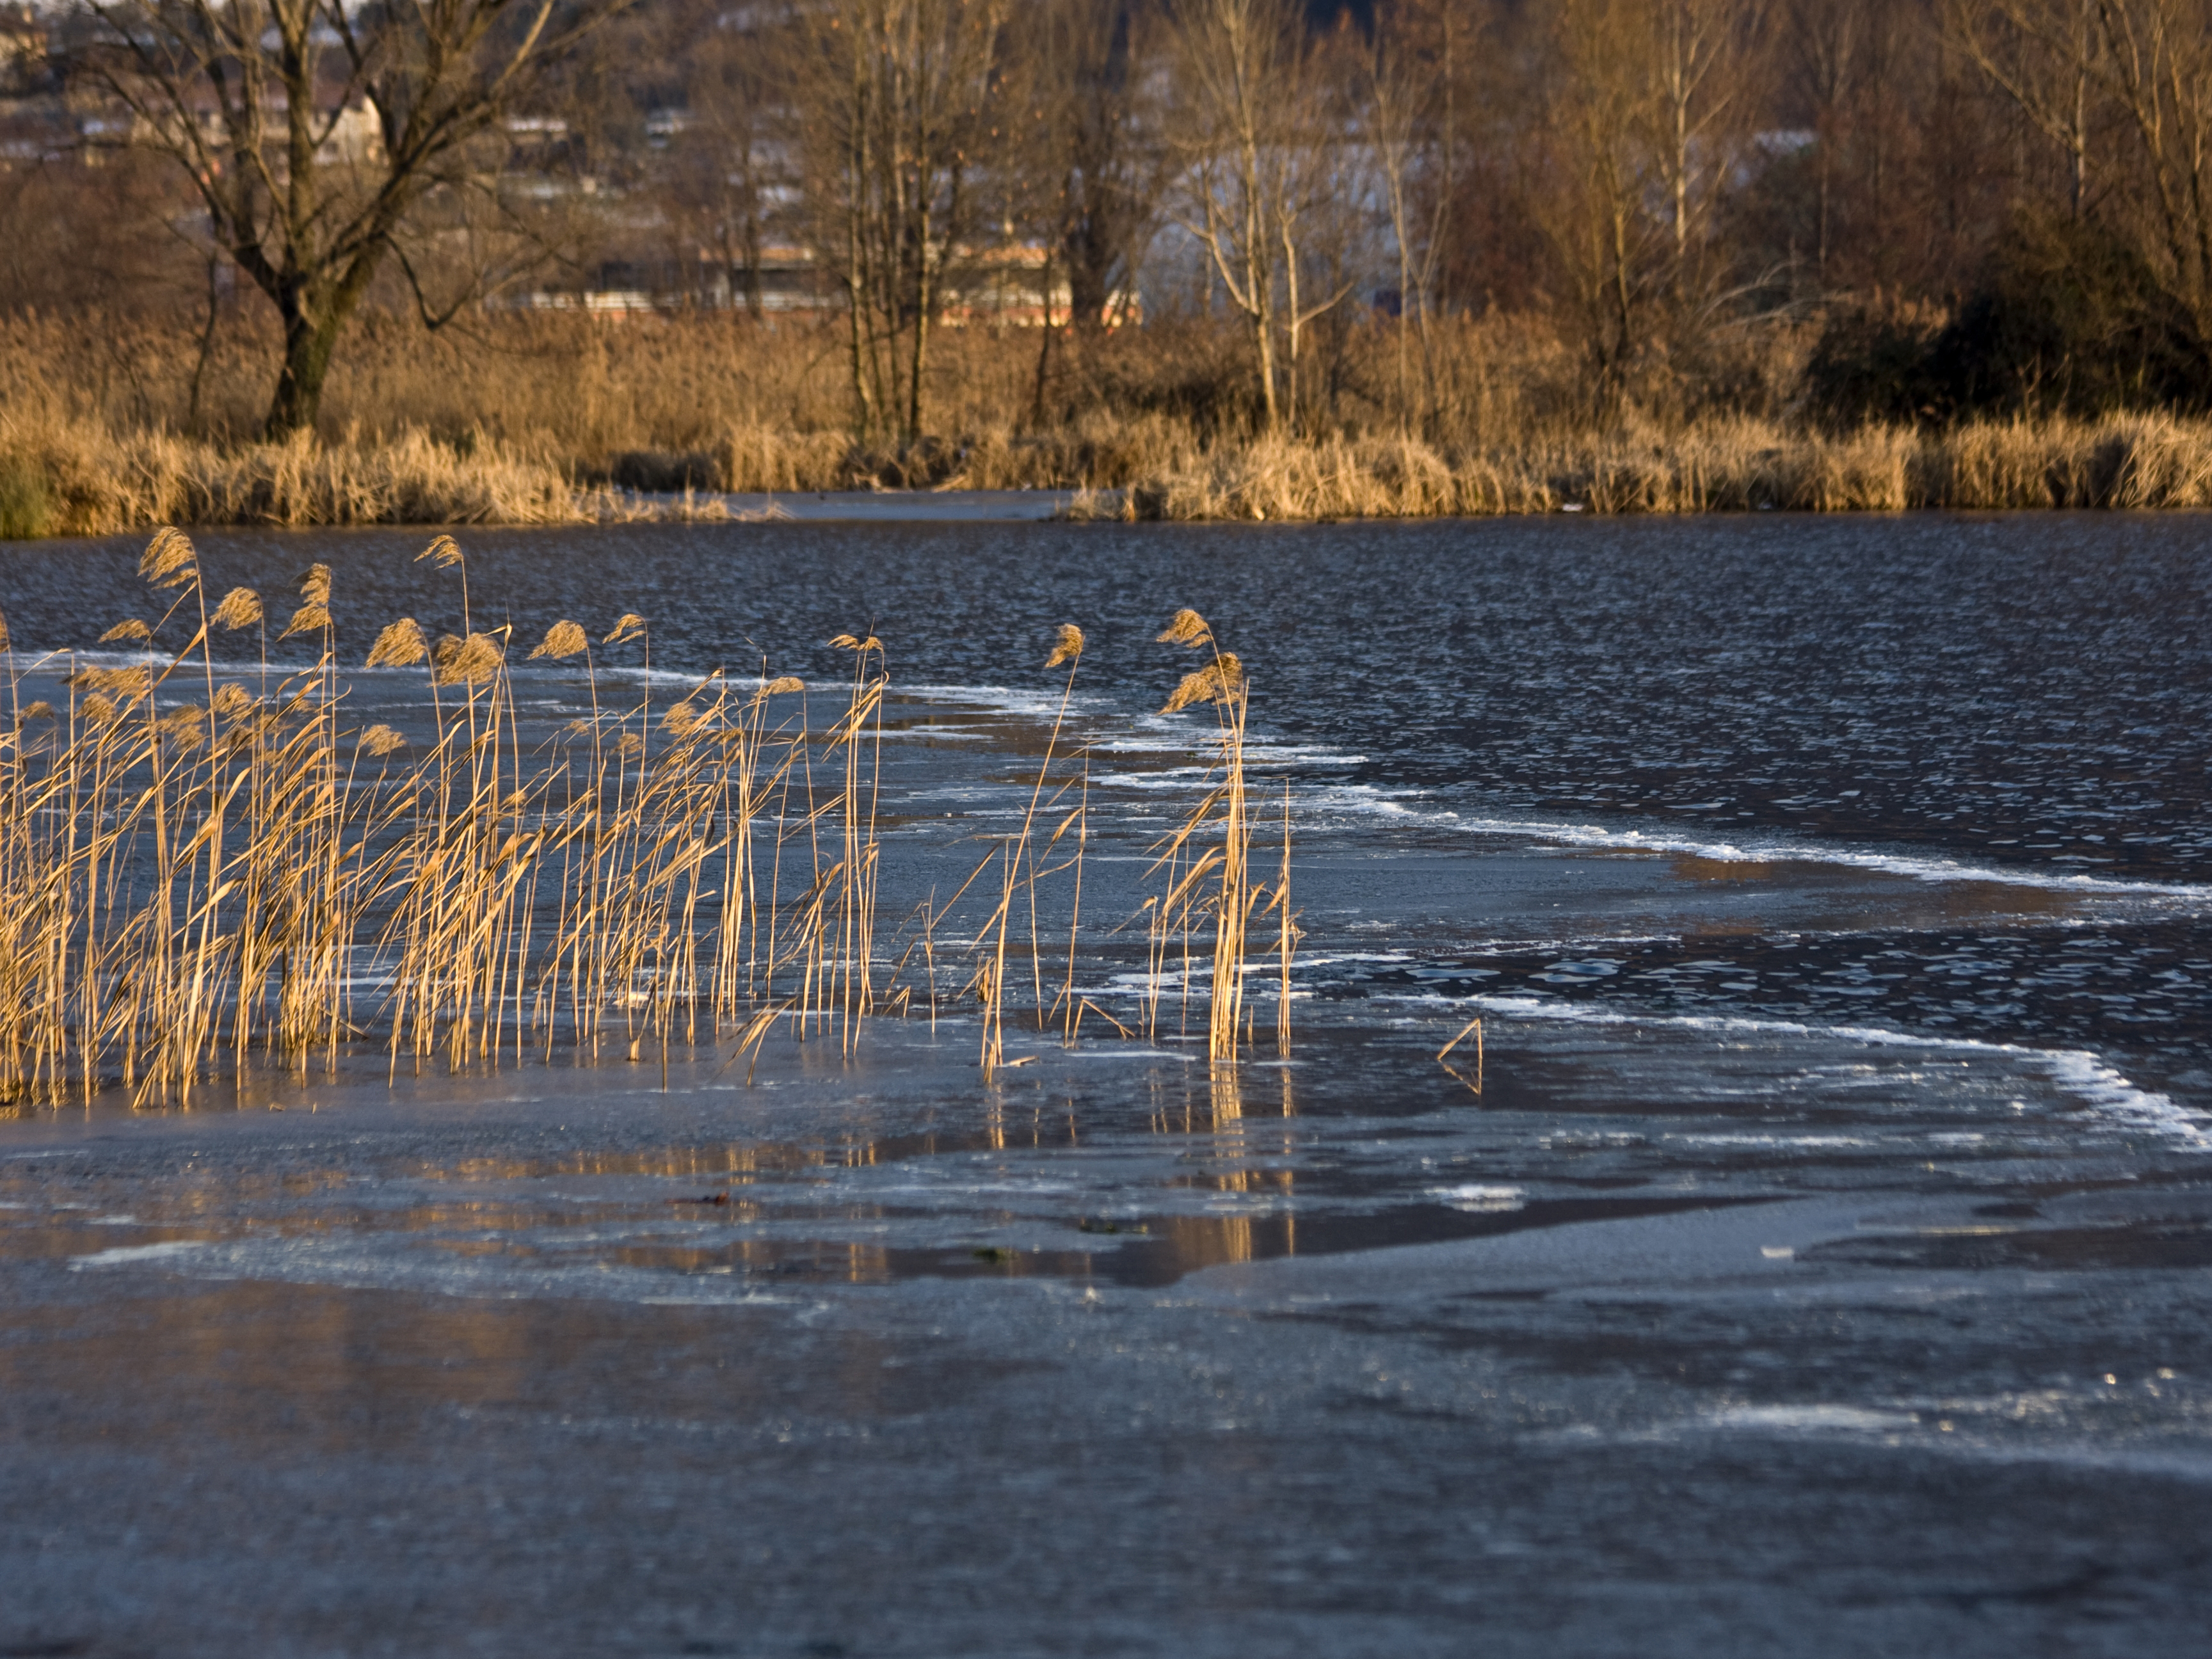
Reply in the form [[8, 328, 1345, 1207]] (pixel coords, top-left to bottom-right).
[[0, 535, 1301, 1107]]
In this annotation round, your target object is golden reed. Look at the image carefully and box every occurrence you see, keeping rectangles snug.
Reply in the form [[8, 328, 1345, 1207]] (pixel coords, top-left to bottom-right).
[[0, 531, 1290, 1105], [6, 309, 2211, 533]]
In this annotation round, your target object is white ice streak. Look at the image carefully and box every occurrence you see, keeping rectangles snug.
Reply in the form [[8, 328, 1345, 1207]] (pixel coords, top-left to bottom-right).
[[1454, 993, 2208, 1149], [68, 1240, 211, 1269], [1708, 1403, 1919, 1434], [901, 676, 2211, 904], [1446, 814, 2212, 902], [1431, 1183, 1527, 1212]]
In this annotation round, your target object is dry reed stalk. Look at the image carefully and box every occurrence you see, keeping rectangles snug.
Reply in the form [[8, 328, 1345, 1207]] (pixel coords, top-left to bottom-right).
[[6, 531, 1311, 1109], [1269, 781, 1296, 1055], [1066, 412, 2212, 522], [0, 531, 405, 1103], [1438, 1015, 1485, 1097], [824, 634, 888, 1054], [1054, 762, 1090, 1041], [1152, 609, 1258, 1065]]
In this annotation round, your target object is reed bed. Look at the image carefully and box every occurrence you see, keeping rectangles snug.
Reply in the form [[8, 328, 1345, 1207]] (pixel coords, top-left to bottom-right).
[[0, 531, 1295, 1107], [0, 419, 582, 537], [17, 408, 2206, 538], [8, 303, 2208, 534], [8, 395, 2209, 538], [1069, 413, 2212, 520]]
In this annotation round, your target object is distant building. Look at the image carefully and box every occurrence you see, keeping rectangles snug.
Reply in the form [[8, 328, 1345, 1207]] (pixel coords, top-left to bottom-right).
[[516, 242, 1139, 326], [316, 101, 383, 168]]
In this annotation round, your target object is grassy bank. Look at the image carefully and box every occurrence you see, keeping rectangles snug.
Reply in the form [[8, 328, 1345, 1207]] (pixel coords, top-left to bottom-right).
[[5, 308, 2211, 533], [1075, 414, 2212, 520], [7, 410, 2210, 537]]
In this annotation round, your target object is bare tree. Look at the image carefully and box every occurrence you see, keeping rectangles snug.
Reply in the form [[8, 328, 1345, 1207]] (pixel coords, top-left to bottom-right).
[[1950, 0, 2212, 333], [792, 0, 1006, 444], [1273, 42, 1367, 436], [1531, 0, 1761, 408], [1018, 0, 1163, 334], [1787, 0, 1860, 273], [663, 8, 789, 317], [1369, 6, 1455, 431], [1945, 0, 2103, 222], [73, 0, 636, 437], [1169, 0, 1362, 433], [998, 0, 1166, 425], [1167, 0, 1290, 428], [1644, 0, 1759, 291], [1537, 0, 1667, 407]]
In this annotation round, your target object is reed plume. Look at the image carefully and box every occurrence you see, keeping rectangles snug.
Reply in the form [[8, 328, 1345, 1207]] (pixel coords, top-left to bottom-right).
[[212, 588, 262, 631], [367, 618, 430, 668], [529, 620, 589, 661]]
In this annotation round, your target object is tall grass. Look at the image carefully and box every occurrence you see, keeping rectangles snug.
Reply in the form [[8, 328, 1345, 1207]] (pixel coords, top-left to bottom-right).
[[0, 531, 870, 1103], [1067, 413, 2212, 521], [10, 408, 2207, 536], [0, 533, 1296, 1105], [1151, 607, 1276, 1066], [8, 307, 2211, 534]]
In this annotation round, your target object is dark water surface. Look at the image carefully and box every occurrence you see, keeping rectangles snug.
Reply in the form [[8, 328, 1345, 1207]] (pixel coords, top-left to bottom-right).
[[4, 514, 2211, 1656]]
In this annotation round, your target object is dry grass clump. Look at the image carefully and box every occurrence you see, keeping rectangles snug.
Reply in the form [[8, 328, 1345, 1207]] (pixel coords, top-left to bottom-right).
[[6, 295, 2210, 530], [0, 529, 897, 1103], [710, 412, 1206, 494], [0, 417, 581, 536], [1142, 608, 1297, 1066], [1071, 411, 2212, 520], [10, 406, 2208, 536]]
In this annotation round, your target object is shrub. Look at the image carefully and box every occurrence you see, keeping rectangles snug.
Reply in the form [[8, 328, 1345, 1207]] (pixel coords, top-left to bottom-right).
[[1927, 212, 2208, 418], [1802, 300, 1949, 429]]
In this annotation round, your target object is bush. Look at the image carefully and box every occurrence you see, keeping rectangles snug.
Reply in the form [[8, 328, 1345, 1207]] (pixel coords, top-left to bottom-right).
[[1927, 212, 2208, 417], [1802, 300, 1949, 428]]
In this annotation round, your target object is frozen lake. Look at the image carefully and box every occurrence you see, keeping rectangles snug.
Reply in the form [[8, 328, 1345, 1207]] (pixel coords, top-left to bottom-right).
[[3, 512, 2210, 1655]]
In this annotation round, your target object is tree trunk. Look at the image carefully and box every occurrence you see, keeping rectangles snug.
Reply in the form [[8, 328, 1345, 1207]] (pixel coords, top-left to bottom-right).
[[1064, 229, 1110, 333], [260, 242, 385, 439], [1030, 243, 1056, 428]]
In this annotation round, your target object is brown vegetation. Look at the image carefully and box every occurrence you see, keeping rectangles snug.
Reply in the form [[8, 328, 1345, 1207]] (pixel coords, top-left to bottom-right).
[[6, 307, 2209, 534], [1071, 412, 2212, 520], [0, 529, 1290, 1105], [10, 0, 2212, 528], [11, 0, 2212, 479]]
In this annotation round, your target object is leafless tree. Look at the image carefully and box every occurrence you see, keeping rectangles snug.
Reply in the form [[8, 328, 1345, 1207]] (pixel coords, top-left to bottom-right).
[[1537, 0, 1667, 406], [1017, 0, 1164, 334], [1530, 0, 1763, 409], [650, 4, 793, 317], [792, 0, 1007, 444], [1946, 0, 2103, 221], [1644, 0, 1761, 291], [1786, 0, 1860, 273], [1369, 5, 1456, 431], [1169, 0, 1365, 433], [72, 0, 637, 437], [1952, 0, 2212, 333]]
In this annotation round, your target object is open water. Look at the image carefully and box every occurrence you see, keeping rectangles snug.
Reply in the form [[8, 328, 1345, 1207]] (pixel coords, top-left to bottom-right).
[[3, 512, 2210, 1656]]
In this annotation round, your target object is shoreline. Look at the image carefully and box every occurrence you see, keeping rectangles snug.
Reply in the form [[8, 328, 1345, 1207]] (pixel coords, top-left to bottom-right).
[[5, 412, 2212, 536]]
